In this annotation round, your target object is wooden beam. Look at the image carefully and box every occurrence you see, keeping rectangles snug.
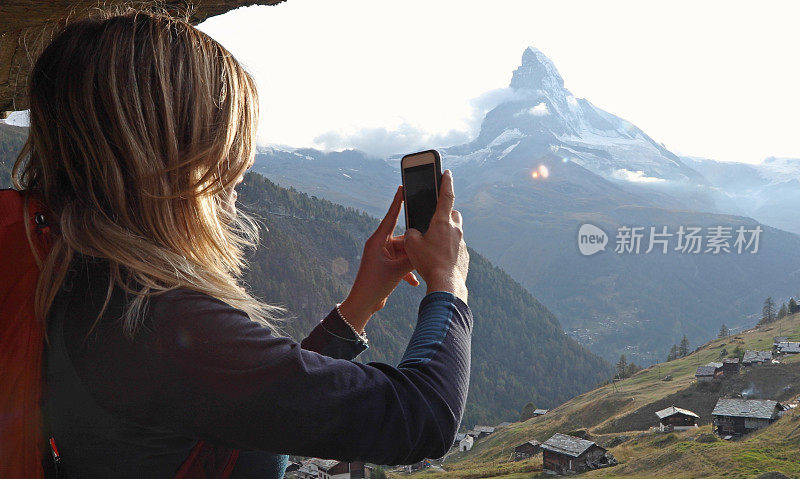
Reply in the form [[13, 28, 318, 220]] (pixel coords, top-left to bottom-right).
[[0, 1, 287, 112]]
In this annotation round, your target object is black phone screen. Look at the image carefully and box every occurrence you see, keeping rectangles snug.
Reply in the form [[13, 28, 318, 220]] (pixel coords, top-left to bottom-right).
[[405, 164, 438, 233]]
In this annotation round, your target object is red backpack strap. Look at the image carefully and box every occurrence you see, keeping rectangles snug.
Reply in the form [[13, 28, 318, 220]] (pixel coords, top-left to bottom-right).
[[173, 440, 239, 479], [0, 189, 52, 479]]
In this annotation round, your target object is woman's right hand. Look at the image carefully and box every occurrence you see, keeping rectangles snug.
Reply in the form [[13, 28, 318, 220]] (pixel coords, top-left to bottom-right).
[[404, 169, 469, 303]]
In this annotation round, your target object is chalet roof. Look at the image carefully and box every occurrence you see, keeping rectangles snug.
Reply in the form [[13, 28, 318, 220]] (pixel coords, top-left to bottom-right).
[[307, 458, 340, 470], [455, 433, 466, 442], [473, 425, 495, 433], [774, 336, 789, 344], [742, 350, 773, 363], [705, 362, 723, 369], [515, 440, 540, 450], [518, 440, 540, 446], [712, 398, 781, 420], [533, 409, 549, 415], [778, 342, 800, 354], [723, 358, 740, 364], [695, 366, 716, 376], [655, 406, 700, 419], [541, 433, 603, 458]]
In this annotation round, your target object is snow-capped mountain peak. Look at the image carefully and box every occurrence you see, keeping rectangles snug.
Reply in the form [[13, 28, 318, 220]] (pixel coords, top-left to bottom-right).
[[449, 46, 706, 186], [510, 46, 565, 91]]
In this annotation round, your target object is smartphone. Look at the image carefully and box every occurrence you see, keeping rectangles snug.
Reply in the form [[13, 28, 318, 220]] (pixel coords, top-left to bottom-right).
[[401, 149, 443, 234]]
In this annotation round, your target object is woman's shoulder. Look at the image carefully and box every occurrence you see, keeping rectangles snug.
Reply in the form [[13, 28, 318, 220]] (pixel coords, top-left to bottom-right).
[[149, 287, 239, 312], [70, 254, 264, 348], [145, 287, 274, 357]]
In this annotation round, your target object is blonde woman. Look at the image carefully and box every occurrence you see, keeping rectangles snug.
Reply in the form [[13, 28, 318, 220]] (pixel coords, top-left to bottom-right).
[[9, 10, 471, 479]]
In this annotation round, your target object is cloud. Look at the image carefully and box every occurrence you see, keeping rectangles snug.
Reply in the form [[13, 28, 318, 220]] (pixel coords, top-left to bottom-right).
[[515, 102, 549, 117], [611, 168, 666, 183], [311, 87, 527, 157], [529, 102, 550, 115], [313, 124, 472, 158]]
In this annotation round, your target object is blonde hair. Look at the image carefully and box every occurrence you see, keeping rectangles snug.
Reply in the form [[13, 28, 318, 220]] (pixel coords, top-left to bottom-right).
[[12, 9, 282, 336]]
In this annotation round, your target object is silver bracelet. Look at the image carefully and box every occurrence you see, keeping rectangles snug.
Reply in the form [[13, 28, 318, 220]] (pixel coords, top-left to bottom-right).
[[335, 303, 369, 345]]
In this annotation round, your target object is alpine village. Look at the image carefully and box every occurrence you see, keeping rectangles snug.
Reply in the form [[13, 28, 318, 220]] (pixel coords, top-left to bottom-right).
[[286, 309, 800, 479]]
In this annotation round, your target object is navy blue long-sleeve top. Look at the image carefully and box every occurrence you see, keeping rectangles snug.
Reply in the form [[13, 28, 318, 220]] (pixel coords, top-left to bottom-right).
[[44, 256, 472, 478]]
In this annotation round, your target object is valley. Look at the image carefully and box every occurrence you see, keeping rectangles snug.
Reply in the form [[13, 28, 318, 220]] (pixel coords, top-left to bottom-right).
[[252, 47, 800, 366]]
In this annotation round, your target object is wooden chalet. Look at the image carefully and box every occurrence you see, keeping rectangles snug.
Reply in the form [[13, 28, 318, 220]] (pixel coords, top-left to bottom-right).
[[299, 459, 335, 479], [513, 440, 541, 460], [471, 425, 496, 439], [722, 357, 740, 375], [695, 365, 717, 382], [777, 342, 800, 355], [773, 336, 789, 348], [532, 409, 549, 417], [541, 433, 616, 474], [712, 398, 785, 436], [301, 459, 366, 479], [742, 350, 772, 366], [655, 406, 699, 432]]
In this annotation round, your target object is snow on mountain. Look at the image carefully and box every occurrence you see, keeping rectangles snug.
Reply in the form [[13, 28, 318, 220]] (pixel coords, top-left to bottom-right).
[[682, 155, 800, 234], [446, 47, 707, 188], [759, 156, 800, 184]]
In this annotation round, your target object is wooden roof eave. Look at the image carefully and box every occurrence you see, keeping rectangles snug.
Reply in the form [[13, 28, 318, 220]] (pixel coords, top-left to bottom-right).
[[0, 0, 286, 113]]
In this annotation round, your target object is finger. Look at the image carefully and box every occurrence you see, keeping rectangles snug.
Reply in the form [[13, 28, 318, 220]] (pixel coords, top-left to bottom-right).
[[386, 235, 406, 248], [377, 185, 403, 236], [434, 170, 455, 221], [404, 228, 422, 243], [404, 228, 423, 254], [387, 244, 407, 262], [402, 271, 420, 286], [451, 209, 462, 227]]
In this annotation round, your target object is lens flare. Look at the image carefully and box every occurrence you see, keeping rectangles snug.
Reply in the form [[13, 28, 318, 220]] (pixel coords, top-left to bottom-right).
[[539, 165, 549, 178], [531, 164, 552, 180]]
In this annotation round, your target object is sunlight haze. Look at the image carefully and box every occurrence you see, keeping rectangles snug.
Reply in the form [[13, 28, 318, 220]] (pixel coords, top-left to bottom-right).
[[160, 1, 799, 164]]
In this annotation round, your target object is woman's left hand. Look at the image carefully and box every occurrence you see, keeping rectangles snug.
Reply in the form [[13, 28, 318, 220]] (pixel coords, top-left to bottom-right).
[[338, 185, 419, 333]]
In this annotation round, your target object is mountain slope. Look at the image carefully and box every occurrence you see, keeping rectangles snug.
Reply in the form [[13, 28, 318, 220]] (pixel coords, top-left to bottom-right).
[[237, 173, 612, 425], [0, 122, 612, 425], [252, 48, 800, 366], [430, 312, 800, 479], [683, 155, 800, 235]]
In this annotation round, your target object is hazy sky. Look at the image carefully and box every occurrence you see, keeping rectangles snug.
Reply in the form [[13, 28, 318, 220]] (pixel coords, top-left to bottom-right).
[[197, 0, 799, 164], [14, 1, 799, 165]]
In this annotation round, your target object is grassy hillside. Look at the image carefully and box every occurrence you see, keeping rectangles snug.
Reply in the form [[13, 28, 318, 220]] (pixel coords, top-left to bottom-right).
[[419, 312, 800, 478], [0, 122, 612, 426]]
